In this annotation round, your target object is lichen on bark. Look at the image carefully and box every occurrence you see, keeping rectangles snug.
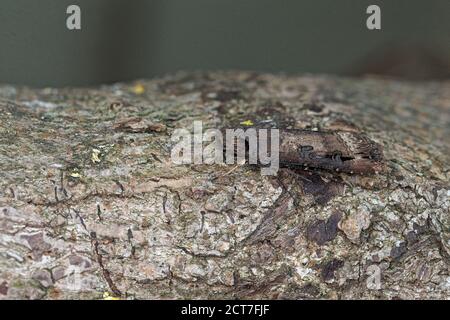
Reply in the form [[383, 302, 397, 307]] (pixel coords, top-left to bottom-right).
[[0, 72, 449, 299]]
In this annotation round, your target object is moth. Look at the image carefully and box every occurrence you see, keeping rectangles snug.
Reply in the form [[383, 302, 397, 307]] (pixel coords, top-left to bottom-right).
[[277, 130, 384, 175], [229, 128, 384, 175]]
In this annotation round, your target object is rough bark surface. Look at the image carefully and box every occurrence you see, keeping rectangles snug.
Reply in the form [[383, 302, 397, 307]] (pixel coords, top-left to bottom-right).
[[0, 72, 449, 300]]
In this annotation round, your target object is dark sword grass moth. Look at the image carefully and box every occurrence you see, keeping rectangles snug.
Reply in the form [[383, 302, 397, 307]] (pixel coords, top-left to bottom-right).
[[277, 130, 384, 175], [228, 127, 385, 175]]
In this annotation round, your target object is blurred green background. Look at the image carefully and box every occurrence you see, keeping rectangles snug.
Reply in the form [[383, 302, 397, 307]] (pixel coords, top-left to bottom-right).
[[0, 0, 449, 87]]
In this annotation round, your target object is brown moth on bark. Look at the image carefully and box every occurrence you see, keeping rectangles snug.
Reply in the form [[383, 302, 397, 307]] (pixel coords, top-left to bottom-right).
[[0, 73, 448, 300], [277, 130, 384, 175], [230, 128, 385, 175]]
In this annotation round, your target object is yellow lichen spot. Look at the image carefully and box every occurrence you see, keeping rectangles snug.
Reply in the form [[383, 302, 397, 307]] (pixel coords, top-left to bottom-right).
[[240, 120, 254, 126], [103, 292, 120, 300], [70, 172, 81, 178], [132, 83, 145, 95], [91, 148, 101, 164]]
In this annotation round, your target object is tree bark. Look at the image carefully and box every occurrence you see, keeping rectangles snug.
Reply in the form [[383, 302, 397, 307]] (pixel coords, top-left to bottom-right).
[[0, 72, 449, 299]]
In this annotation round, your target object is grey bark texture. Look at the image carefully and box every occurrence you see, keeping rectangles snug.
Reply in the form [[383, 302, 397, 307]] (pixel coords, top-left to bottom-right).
[[0, 71, 449, 299]]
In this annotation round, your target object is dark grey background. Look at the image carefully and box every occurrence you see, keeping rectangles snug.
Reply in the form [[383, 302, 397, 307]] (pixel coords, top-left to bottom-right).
[[0, 0, 449, 87]]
